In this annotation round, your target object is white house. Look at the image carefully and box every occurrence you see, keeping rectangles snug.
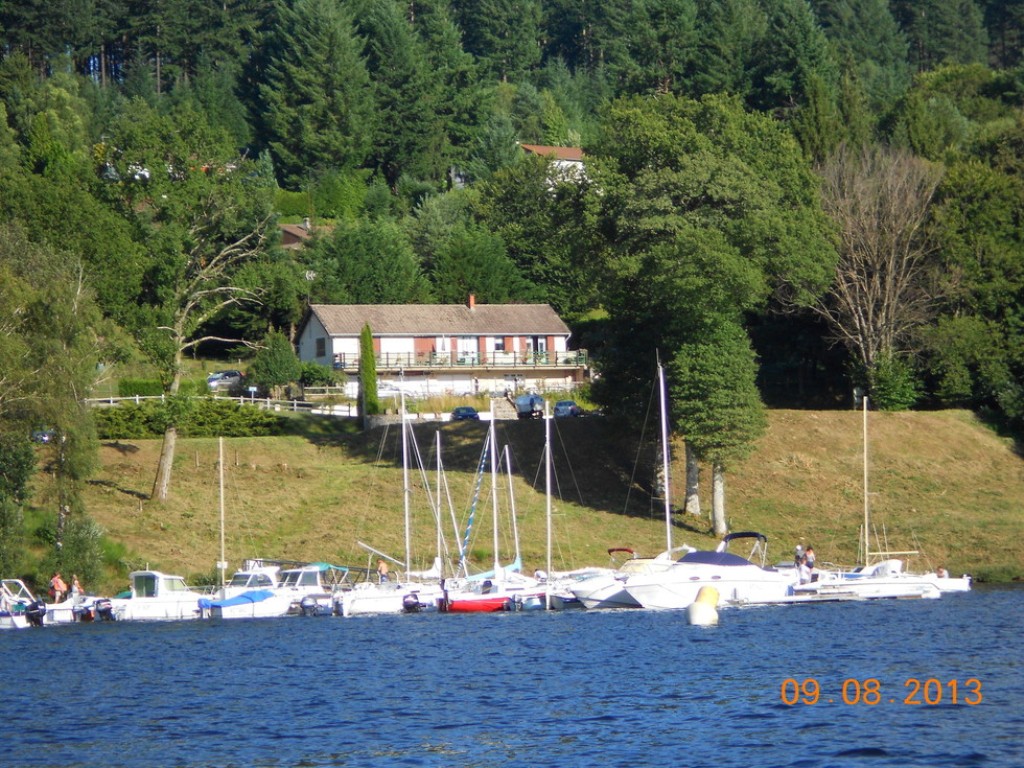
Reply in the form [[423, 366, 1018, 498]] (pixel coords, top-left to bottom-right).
[[296, 297, 588, 397]]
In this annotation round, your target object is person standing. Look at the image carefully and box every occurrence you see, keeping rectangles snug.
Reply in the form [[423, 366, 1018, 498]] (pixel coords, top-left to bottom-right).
[[50, 572, 68, 603], [376, 559, 390, 583], [71, 574, 83, 600]]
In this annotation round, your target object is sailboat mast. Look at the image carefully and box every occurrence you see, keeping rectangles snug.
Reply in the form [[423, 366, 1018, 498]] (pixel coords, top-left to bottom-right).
[[219, 436, 226, 591], [504, 446, 521, 567], [402, 391, 411, 577], [490, 401, 500, 574], [545, 399, 552, 610], [863, 394, 870, 565], [659, 362, 672, 553], [436, 430, 444, 579]]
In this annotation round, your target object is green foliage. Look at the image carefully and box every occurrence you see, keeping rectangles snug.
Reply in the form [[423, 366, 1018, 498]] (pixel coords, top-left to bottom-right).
[[305, 218, 433, 304], [869, 353, 921, 411], [118, 378, 165, 397], [46, 515, 104, 587], [0, 496, 25, 576], [257, 0, 376, 186], [0, 432, 36, 504], [299, 362, 339, 387], [276, 189, 312, 218], [312, 168, 370, 219], [95, 399, 285, 439], [668, 320, 767, 467], [247, 330, 302, 397], [359, 324, 380, 417]]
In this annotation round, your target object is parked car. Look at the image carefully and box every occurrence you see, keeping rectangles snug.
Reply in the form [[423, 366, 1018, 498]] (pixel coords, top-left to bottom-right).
[[207, 370, 244, 392], [553, 400, 583, 418], [451, 406, 480, 421], [515, 393, 545, 419]]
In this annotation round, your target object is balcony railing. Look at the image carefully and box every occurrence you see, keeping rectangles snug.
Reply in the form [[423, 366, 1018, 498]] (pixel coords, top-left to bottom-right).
[[331, 349, 588, 372]]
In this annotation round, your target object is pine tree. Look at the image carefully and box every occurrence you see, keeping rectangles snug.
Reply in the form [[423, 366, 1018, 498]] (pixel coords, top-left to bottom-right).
[[258, 0, 376, 187]]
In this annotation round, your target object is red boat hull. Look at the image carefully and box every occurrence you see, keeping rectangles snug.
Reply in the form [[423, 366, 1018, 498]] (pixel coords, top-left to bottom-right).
[[444, 596, 513, 613]]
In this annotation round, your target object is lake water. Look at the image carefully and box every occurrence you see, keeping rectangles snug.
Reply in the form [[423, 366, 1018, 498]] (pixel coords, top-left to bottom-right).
[[2, 584, 1021, 767]]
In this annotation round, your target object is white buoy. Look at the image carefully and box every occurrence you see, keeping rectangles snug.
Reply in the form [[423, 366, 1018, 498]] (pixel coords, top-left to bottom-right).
[[686, 586, 720, 626]]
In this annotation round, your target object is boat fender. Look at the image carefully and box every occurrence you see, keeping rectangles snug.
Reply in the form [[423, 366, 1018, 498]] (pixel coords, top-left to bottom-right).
[[686, 586, 719, 627], [25, 599, 47, 627]]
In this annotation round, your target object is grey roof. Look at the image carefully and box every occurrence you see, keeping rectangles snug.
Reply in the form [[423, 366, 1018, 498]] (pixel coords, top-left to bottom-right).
[[308, 304, 570, 337]]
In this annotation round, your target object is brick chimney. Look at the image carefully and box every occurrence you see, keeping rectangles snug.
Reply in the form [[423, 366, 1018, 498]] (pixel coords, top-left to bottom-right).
[[468, 293, 476, 310]]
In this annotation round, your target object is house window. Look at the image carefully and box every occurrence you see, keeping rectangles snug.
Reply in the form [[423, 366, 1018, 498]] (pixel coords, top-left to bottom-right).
[[316, 337, 326, 357], [494, 338, 505, 352]]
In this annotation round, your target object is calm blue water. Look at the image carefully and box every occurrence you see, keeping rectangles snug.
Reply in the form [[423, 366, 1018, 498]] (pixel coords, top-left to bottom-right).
[[2, 585, 1021, 768]]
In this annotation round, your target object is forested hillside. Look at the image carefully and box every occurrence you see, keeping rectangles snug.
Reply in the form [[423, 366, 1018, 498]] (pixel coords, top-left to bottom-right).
[[2, 1, 1023, 582]]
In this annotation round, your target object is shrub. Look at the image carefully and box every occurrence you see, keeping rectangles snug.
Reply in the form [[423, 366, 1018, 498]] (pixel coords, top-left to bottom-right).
[[118, 378, 164, 397], [95, 399, 285, 439], [300, 362, 338, 387]]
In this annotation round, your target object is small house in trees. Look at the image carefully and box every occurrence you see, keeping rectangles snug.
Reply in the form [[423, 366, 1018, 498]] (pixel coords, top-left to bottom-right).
[[519, 144, 586, 184], [296, 296, 588, 397], [279, 218, 330, 250]]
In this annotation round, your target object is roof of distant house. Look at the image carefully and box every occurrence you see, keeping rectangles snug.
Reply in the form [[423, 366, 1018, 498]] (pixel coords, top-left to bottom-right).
[[519, 144, 584, 162], [306, 303, 570, 337]]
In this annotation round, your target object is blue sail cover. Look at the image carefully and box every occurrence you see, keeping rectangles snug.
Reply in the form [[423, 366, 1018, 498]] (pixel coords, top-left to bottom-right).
[[199, 590, 276, 610]]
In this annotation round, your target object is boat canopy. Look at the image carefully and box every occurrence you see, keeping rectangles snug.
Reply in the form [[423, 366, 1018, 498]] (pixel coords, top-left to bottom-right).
[[677, 550, 759, 567]]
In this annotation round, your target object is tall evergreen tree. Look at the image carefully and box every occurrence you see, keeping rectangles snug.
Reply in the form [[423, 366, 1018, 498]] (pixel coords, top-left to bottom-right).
[[891, 0, 988, 71], [257, 0, 375, 187], [455, 0, 542, 82], [808, 0, 911, 113], [357, 0, 445, 187]]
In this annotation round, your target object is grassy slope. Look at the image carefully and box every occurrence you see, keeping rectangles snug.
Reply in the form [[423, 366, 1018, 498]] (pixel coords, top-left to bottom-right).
[[59, 408, 1022, 590]]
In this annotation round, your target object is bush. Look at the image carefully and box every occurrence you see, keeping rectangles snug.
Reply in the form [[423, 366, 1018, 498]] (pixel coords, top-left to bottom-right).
[[275, 188, 311, 218], [118, 378, 164, 397], [95, 399, 286, 439], [871, 354, 921, 411], [300, 362, 338, 387]]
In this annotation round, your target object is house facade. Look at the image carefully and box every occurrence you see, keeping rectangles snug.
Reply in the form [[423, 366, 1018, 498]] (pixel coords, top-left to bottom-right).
[[296, 297, 588, 397]]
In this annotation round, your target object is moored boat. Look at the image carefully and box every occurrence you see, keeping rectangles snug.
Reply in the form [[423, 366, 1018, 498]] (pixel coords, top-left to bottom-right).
[[103, 570, 208, 622], [623, 532, 799, 610]]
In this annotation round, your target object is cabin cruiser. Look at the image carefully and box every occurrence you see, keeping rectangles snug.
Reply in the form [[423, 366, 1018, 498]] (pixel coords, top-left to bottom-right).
[[278, 562, 352, 616], [622, 532, 799, 610], [101, 570, 207, 621]]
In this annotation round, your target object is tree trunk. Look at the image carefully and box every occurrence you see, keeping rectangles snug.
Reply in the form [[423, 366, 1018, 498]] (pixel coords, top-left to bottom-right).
[[711, 462, 727, 537], [152, 424, 178, 502], [684, 443, 701, 516]]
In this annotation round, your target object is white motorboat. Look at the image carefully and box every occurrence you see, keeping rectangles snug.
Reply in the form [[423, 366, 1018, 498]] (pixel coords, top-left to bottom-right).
[[569, 549, 686, 609], [623, 532, 800, 610], [571, 364, 695, 610], [197, 564, 300, 619], [101, 570, 207, 621], [1, 579, 48, 628], [785, 397, 972, 603], [278, 562, 352, 616], [788, 559, 941, 601]]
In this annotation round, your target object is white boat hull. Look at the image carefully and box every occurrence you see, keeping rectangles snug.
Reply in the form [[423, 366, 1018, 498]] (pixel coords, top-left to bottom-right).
[[625, 565, 797, 610]]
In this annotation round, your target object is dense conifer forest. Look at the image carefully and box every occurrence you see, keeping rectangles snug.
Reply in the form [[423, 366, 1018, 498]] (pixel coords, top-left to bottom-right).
[[1, 1, 1023, 578]]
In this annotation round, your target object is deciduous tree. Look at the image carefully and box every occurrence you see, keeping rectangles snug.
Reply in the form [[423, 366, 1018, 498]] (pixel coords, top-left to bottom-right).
[[813, 143, 944, 396]]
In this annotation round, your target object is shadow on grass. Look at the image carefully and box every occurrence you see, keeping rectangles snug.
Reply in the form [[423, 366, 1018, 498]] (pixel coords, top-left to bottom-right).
[[87, 478, 148, 500]]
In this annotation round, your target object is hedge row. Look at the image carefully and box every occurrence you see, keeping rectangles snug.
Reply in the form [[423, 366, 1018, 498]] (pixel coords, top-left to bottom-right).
[[95, 399, 285, 439], [118, 378, 208, 397]]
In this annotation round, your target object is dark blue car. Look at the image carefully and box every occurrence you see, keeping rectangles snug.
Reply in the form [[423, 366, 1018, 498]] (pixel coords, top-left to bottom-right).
[[451, 406, 480, 421]]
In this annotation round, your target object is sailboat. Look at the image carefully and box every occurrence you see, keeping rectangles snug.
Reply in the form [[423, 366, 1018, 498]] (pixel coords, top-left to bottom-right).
[[342, 394, 445, 617], [441, 402, 543, 612], [789, 396, 969, 600], [569, 362, 691, 609]]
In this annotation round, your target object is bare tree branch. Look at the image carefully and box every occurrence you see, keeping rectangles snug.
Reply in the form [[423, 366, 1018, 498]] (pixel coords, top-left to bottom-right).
[[812, 144, 944, 376]]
